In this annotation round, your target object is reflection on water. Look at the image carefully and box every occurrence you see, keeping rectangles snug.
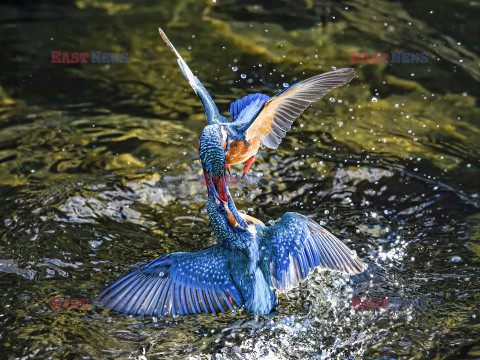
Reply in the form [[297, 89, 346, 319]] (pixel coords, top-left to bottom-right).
[[0, 0, 479, 358]]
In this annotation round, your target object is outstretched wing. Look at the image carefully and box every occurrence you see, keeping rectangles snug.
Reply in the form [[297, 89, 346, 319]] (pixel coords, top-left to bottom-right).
[[159, 28, 228, 125], [243, 68, 355, 149], [262, 213, 366, 292], [97, 245, 243, 317]]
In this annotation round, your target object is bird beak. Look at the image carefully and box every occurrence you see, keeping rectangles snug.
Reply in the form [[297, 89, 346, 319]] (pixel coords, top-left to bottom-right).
[[207, 174, 228, 207], [218, 173, 228, 203]]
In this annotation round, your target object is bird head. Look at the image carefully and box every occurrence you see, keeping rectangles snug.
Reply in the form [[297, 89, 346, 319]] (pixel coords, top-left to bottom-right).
[[199, 124, 229, 204], [200, 125, 249, 230]]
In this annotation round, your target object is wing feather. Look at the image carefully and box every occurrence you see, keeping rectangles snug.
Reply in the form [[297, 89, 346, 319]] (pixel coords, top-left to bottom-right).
[[245, 68, 355, 149], [230, 93, 270, 121], [158, 28, 227, 125], [262, 213, 366, 292], [97, 245, 243, 317]]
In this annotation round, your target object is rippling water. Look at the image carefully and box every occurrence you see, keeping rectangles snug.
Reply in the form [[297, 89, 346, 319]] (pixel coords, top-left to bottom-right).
[[0, 0, 479, 359]]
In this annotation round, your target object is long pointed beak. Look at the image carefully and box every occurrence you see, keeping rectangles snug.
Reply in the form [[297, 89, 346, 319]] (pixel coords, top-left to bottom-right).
[[219, 173, 228, 203], [207, 176, 228, 207]]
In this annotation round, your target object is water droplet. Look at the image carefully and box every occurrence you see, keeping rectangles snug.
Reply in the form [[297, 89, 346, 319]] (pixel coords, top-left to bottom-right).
[[283, 82, 289, 87], [232, 66, 238, 72], [450, 256, 462, 263], [89, 240, 103, 249], [371, 97, 378, 103], [241, 74, 247, 79]]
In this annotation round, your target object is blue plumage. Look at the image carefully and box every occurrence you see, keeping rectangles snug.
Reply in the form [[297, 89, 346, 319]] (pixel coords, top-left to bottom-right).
[[158, 28, 355, 175], [97, 127, 366, 317], [230, 93, 270, 121], [96, 30, 364, 318], [261, 213, 365, 292], [97, 246, 244, 316]]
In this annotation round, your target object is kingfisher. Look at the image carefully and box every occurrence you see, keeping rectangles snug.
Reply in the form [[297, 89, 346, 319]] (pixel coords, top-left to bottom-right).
[[158, 28, 355, 177], [97, 125, 366, 317]]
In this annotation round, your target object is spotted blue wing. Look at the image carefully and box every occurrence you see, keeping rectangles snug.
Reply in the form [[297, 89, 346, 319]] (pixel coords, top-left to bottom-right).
[[97, 245, 243, 317], [262, 213, 366, 292], [244, 68, 356, 149], [159, 28, 228, 125]]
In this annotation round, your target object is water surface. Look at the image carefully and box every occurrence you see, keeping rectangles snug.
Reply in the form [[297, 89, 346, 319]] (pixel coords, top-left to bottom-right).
[[0, 0, 479, 358]]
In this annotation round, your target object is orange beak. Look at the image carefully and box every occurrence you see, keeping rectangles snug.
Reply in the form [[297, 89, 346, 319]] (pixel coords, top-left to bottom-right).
[[219, 174, 228, 203]]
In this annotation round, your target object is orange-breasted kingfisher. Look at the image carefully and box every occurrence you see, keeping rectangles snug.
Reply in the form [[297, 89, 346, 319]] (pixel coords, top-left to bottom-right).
[[97, 125, 366, 317], [159, 28, 355, 177]]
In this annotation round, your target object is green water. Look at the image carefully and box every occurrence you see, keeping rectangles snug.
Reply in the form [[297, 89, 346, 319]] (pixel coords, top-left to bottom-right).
[[0, 0, 479, 358]]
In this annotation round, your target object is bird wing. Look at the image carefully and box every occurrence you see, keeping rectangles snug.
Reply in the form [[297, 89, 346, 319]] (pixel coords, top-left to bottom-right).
[[230, 93, 270, 122], [97, 245, 243, 317], [262, 213, 366, 292], [242, 68, 355, 149], [158, 28, 228, 125]]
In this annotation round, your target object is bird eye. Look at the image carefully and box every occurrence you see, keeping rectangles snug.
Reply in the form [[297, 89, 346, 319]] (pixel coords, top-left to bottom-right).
[[218, 206, 225, 213]]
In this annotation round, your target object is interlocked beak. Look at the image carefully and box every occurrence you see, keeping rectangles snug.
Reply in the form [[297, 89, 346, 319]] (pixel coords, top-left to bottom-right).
[[207, 173, 228, 206], [206, 174, 240, 228]]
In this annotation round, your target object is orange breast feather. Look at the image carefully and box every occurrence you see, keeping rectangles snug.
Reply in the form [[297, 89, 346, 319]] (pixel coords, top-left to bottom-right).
[[225, 138, 260, 165]]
